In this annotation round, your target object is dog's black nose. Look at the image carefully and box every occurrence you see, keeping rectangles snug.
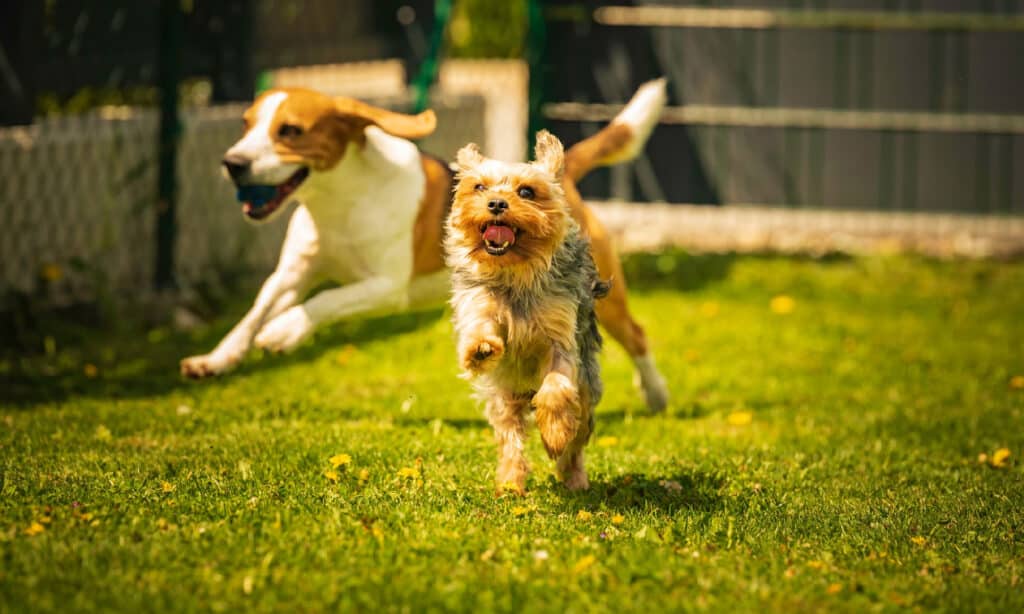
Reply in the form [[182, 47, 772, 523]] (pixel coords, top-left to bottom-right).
[[487, 199, 508, 214], [222, 155, 251, 181]]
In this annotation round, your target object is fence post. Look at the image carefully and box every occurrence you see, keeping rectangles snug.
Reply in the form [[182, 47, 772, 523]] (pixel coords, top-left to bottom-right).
[[155, 0, 183, 290]]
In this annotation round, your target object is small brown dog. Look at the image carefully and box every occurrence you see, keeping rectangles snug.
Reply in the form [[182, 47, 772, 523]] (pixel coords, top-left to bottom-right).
[[446, 131, 610, 493]]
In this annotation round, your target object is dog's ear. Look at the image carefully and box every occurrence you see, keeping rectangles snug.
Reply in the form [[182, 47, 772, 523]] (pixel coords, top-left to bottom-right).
[[533, 130, 564, 180], [334, 97, 436, 139], [456, 143, 485, 172]]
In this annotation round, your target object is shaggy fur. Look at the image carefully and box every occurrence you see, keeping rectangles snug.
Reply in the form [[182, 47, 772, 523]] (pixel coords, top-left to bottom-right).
[[446, 131, 609, 493]]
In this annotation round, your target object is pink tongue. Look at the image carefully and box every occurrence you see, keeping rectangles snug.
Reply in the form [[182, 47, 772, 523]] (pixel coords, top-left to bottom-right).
[[483, 224, 516, 245]]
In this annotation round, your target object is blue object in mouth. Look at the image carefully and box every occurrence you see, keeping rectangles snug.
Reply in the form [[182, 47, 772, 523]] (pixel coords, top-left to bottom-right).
[[236, 184, 278, 207]]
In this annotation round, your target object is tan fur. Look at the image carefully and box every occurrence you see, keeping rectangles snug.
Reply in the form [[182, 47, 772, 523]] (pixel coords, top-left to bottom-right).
[[447, 131, 603, 493]]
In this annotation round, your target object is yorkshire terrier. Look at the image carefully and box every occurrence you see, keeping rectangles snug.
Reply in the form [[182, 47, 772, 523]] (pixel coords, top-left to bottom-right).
[[445, 131, 609, 493]]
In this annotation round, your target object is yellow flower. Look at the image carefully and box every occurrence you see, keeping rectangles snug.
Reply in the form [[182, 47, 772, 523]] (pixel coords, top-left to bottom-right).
[[323, 469, 339, 482], [41, 263, 63, 282], [699, 301, 719, 318], [1009, 375, 1024, 389], [611, 514, 625, 525], [827, 583, 843, 595], [397, 466, 421, 479], [991, 448, 1012, 468], [329, 453, 352, 468], [572, 555, 597, 573], [358, 469, 370, 482], [576, 510, 593, 521], [770, 295, 796, 314], [727, 411, 753, 426], [24, 522, 46, 536], [910, 536, 927, 546], [596, 436, 619, 447], [511, 506, 532, 517], [83, 363, 99, 378], [371, 524, 385, 543], [161, 481, 175, 493], [94, 425, 112, 441]]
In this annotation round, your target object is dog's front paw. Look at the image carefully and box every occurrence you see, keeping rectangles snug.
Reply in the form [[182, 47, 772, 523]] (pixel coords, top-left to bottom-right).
[[532, 373, 580, 459], [254, 307, 314, 353], [180, 353, 234, 378], [459, 335, 504, 373]]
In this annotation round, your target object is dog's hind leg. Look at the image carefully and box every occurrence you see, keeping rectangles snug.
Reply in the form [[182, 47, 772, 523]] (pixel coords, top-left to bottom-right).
[[406, 269, 450, 310], [586, 221, 669, 413]]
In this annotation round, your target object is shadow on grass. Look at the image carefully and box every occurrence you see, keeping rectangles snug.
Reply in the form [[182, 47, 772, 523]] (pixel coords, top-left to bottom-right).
[[1, 306, 446, 408], [558, 469, 725, 513]]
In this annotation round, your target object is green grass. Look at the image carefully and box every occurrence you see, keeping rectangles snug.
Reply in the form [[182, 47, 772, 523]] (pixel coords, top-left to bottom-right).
[[2, 253, 1023, 612]]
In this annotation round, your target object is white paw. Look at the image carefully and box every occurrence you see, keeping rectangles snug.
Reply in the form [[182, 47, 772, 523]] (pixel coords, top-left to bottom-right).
[[254, 306, 314, 353], [633, 354, 670, 413], [180, 353, 235, 378]]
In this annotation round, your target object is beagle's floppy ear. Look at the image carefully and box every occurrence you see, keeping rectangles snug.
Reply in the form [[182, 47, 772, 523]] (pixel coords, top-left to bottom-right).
[[334, 97, 437, 139], [456, 142, 486, 172], [532, 130, 565, 180]]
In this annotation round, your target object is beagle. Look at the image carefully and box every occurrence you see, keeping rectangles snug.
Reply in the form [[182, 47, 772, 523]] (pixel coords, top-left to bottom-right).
[[180, 80, 669, 412]]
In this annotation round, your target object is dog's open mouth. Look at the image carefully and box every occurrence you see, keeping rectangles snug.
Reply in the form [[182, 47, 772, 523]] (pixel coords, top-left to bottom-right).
[[481, 221, 519, 256], [237, 167, 309, 220]]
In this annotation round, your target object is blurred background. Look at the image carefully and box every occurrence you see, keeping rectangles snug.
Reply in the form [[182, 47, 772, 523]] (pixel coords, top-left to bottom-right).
[[1, 0, 1022, 317]]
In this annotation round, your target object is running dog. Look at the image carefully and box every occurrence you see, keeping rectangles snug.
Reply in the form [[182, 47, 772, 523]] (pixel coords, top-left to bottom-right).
[[179, 81, 669, 413]]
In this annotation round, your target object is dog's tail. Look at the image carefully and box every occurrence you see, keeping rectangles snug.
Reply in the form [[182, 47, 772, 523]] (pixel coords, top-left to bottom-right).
[[563, 78, 667, 184]]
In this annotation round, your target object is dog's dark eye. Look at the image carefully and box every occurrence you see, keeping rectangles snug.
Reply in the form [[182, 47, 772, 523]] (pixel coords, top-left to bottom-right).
[[474, 183, 486, 192], [517, 186, 535, 200], [278, 123, 303, 138]]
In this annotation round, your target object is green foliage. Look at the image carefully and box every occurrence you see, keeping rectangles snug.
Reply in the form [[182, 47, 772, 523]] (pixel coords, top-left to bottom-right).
[[447, 0, 528, 58], [2, 253, 1023, 611]]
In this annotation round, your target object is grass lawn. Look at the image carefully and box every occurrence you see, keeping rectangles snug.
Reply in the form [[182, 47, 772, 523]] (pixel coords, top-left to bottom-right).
[[1, 252, 1023, 612]]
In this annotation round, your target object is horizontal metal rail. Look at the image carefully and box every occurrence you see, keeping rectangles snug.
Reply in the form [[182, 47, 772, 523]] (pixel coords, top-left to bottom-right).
[[591, 6, 1024, 32], [543, 102, 1024, 134]]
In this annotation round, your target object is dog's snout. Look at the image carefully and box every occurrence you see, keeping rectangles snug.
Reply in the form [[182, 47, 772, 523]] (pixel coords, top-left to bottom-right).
[[487, 199, 509, 214], [222, 155, 251, 181]]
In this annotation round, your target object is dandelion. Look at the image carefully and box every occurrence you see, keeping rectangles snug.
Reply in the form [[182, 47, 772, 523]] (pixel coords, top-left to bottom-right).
[[161, 481, 175, 493], [512, 506, 532, 517], [41, 263, 63, 282], [596, 436, 619, 447], [24, 522, 46, 536], [910, 536, 927, 546], [727, 411, 753, 426], [323, 469, 340, 483], [358, 469, 370, 482], [611, 514, 625, 525], [572, 555, 597, 573], [329, 453, 352, 468], [699, 301, 719, 318], [576, 510, 593, 521], [1009, 375, 1024, 390], [991, 448, 1012, 468], [397, 466, 421, 479], [827, 583, 843, 595], [770, 295, 796, 314], [94, 425, 112, 441]]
